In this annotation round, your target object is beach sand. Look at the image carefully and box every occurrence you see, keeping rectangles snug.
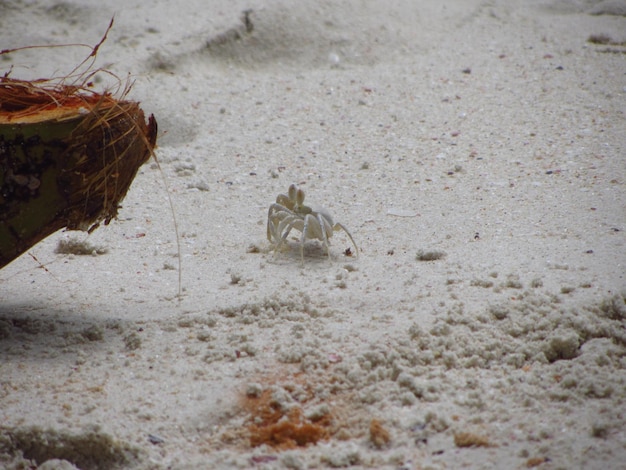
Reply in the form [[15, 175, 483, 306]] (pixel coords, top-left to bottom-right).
[[1, 0, 625, 468]]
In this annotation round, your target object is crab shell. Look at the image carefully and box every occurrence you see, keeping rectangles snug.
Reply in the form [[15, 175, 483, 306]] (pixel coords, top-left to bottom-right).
[[267, 185, 358, 262]]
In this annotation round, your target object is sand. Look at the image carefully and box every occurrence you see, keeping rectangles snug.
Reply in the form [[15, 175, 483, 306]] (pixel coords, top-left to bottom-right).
[[1, 0, 625, 468]]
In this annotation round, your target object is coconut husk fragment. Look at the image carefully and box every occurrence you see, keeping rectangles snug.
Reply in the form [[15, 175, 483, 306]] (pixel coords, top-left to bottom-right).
[[0, 77, 157, 269]]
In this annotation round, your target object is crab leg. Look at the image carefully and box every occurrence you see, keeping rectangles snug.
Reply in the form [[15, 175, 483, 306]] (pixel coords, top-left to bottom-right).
[[300, 214, 316, 263], [315, 212, 332, 259]]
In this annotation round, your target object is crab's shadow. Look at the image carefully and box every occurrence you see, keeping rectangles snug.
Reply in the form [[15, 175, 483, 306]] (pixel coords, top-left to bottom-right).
[[268, 239, 354, 265]]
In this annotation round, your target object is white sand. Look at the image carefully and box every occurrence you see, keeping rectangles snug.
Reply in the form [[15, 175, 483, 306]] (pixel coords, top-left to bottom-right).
[[1, 0, 625, 468]]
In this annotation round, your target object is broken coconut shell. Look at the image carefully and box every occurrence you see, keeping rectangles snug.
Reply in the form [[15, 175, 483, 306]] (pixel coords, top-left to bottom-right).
[[0, 77, 157, 269]]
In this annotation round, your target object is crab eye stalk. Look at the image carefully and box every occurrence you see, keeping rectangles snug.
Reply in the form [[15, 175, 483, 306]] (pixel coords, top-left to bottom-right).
[[296, 188, 305, 206], [288, 184, 297, 201]]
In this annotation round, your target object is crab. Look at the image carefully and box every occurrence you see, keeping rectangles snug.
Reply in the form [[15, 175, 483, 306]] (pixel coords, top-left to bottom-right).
[[267, 184, 358, 262]]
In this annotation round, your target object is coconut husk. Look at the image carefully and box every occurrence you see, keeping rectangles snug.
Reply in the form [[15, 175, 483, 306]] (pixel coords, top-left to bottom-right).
[[0, 77, 157, 269]]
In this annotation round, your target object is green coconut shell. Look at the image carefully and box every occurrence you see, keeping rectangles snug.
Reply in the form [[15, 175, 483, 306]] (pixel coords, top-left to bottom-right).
[[0, 78, 157, 269]]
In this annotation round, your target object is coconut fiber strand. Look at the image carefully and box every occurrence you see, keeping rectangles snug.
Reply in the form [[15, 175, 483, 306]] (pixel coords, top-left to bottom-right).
[[0, 77, 157, 269]]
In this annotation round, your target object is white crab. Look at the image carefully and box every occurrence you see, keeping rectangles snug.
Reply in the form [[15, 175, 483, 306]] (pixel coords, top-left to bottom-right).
[[267, 184, 358, 262]]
